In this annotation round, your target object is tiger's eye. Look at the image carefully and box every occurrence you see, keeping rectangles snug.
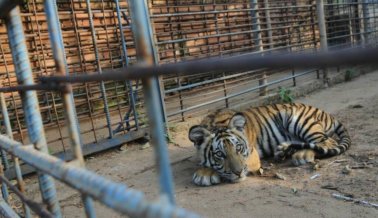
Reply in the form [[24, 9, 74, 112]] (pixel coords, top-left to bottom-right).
[[215, 151, 223, 157], [236, 144, 242, 151]]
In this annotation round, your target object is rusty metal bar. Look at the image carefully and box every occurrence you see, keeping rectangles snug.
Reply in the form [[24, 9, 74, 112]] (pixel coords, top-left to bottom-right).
[[43, 1, 96, 217]]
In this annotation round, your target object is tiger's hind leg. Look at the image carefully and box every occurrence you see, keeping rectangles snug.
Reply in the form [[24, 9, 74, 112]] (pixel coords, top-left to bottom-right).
[[291, 149, 316, 166], [278, 120, 343, 157]]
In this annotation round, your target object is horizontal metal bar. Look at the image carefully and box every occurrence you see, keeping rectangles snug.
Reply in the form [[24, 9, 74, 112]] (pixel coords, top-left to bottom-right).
[[165, 69, 265, 94], [150, 4, 314, 18], [0, 175, 53, 218], [155, 23, 313, 45], [0, 0, 22, 18], [0, 83, 66, 93], [324, 2, 378, 6], [39, 47, 378, 85], [167, 69, 317, 116], [0, 135, 200, 218], [5, 128, 148, 180]]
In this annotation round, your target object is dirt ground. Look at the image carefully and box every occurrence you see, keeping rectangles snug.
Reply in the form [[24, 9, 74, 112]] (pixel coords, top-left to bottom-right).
[[18, 72, 378, 217]]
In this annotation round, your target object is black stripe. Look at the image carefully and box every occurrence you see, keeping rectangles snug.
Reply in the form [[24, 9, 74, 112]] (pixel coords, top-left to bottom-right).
[[293, 106, 307, 136], [257, 108, 277, 156], [301, 121, 319, 140], [253, 110, 271, 157], [306, 131, 326, 142], [334, 123, 343, 134], [299, 108, 319, 138]]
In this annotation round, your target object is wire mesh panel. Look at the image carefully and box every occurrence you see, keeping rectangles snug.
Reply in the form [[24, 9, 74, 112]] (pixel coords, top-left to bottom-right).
[[148, 0, 320, 121], [0, 1, 146, 158], [325, 0, 378, 49], [147, 0, 378, 122]]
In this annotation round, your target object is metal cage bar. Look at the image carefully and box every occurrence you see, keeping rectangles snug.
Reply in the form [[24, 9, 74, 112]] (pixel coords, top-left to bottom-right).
[[4, 6, 62, 217]]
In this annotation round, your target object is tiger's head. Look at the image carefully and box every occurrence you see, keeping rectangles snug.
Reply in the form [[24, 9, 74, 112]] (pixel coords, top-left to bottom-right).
[[189, 113, 258, 183]]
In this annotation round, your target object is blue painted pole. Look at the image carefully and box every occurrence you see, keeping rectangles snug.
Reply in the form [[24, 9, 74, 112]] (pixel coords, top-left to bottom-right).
[[43, 1, 96, 217], [127, 0, 175, 204], [5, 6, 62, 217]]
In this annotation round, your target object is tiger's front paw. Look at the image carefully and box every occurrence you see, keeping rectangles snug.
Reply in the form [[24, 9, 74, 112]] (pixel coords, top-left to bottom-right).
[[192, 168, 221, 186]]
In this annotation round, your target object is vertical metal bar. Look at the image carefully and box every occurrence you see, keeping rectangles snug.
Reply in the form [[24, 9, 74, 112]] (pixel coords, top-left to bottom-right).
[[316, 0, 329, 86], [0, 94, 10, 202], [0, 42, 24, 144], [145, 0, 169, 130], [250, 0, 267, 96], [361, 0, 370, 46], [177, 76, 185, 121], [264, 0, 273, 50], [43, 1, 96, 217], [250, 0, 263, 52], [222, 72, 229, 108], [128, 0, 175, 204], [0, 93, 31, 218], [5, 6, 62, 217], [309, 0, 320, 79], [85, 0, 113, 139], [114, 0, 139, 130]]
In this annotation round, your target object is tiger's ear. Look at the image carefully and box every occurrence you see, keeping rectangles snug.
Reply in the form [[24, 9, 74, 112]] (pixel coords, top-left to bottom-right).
[[189, 125, 210, 147], [229, 113, 246, 132]]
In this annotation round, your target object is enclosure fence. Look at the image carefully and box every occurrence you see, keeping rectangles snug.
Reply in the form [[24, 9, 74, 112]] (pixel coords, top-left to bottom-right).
[[0, 0, 378, 217], [0, 0, 377, 164]]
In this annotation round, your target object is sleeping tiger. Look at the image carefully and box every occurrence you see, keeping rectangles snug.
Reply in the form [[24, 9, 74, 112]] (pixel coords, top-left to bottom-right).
[[189, 103, 351, 186]]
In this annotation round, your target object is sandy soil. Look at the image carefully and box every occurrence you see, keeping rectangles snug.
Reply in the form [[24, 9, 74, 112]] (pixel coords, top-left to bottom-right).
[[16, 72, 378, 217]]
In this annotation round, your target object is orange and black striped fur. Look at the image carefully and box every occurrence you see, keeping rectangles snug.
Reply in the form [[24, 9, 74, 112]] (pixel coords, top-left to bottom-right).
[[189, 103, 351, 186]]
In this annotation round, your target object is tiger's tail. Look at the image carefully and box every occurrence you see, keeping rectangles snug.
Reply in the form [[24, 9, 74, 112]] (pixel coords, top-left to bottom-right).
[[329, 121, 351, 155]]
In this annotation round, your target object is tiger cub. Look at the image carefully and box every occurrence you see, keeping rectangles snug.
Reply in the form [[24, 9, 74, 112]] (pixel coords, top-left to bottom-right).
[[189, 103, 351, 186]]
